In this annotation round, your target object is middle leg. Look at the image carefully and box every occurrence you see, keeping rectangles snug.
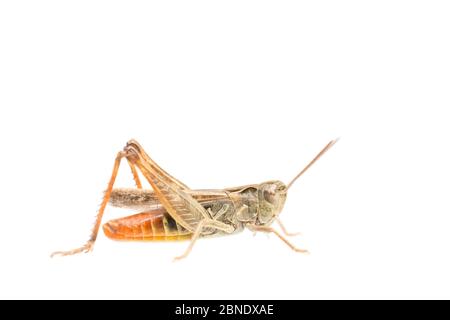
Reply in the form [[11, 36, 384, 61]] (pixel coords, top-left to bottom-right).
[[173, 219, 234, 261]]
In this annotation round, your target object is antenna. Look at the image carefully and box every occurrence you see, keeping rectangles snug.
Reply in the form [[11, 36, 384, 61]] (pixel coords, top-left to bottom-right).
[[286, 139, 339, 190]]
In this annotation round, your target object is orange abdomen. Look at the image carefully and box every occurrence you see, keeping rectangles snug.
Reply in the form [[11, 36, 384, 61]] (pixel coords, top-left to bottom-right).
[[102, 208, 191, 241]]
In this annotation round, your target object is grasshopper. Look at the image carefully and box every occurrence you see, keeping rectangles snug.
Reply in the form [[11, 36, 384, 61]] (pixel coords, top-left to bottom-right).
[[51, 139, 338, 260]]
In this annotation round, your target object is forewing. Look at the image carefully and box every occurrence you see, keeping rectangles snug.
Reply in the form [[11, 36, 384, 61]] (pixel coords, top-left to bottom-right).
[[110, 188, 163, 210], [110, 188, 230, 211]]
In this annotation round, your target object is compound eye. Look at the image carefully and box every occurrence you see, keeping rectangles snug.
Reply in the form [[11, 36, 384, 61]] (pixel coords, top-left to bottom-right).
[[263, 190, 276, 204]]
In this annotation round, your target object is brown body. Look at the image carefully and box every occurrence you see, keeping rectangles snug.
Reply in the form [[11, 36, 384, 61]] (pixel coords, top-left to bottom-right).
[[105, 180, 287, 242], [51, 139, 337, 259]]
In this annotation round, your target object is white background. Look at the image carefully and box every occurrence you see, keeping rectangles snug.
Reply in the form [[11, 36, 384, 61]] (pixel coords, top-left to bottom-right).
[[0, 1, 449, 299]]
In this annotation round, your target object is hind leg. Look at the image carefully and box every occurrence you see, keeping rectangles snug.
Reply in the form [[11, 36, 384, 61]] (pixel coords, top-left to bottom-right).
[[51, 151, 127, 257]]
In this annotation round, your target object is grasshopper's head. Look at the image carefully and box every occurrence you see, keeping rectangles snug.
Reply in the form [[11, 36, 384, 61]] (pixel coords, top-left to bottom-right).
[[257, 139, 339, 226], [257, 180, 287, 225]]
